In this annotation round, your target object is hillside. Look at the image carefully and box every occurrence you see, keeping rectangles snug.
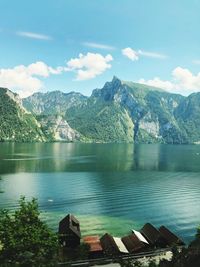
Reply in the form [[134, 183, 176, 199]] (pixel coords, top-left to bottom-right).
[[66, 76, 188, 144], [0, 88, 46, 142]]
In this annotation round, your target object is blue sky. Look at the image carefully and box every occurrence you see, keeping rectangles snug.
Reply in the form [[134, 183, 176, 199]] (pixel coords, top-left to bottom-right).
[[0, 0, 200, 97]]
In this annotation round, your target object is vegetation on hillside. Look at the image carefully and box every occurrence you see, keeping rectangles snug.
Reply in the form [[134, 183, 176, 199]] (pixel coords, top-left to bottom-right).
[[2, 77, 200, 143], [66, 99, 134, 142], [0, 89, 45, 142]]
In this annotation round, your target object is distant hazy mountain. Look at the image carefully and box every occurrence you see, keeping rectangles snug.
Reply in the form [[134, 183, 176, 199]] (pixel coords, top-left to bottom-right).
[[23, 90, 87, 115], [1, 76, 200, 143]]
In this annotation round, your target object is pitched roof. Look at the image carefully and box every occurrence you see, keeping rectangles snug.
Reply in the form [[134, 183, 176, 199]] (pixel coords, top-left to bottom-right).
[[159, 226, 185, 246], [59, 214, 81, 238], [122, 233, 146, 253], [140, 223, 163, 245], [100, 233, 119, 255], [132, 229, 149, 244], [113, 237, 129, 254], [100, 233, 128, 255]]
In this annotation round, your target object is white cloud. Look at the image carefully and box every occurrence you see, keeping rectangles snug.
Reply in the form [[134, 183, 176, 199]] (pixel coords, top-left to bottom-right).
[[82, 42, 115, 50], [16, 31, 52, 40], [193, 59, 200, 65], [138, 77, 174, 91], [138, 67, 200, 95], [0, 61, 63, 98], [122, 47, 139, 61], [122, 47, 167, 61], [138, 50, 167, 59], [66, 52, 113, 80]]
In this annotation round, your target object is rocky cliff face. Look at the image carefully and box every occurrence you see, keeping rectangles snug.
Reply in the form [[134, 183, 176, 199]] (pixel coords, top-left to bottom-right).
[[38, 115, 80, 141]]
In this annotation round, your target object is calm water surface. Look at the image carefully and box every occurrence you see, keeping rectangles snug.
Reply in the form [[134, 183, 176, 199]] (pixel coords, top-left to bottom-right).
[[0, 143, 200, 244]]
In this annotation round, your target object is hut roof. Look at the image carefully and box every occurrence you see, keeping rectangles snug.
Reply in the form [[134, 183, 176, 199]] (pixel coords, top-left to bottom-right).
[[132, 229, 149, 244], [59, 214, 81, 238], [113, 237, 129, 254], [159, 226, 185, 246], [100, 233, 128, 255], [122, 233, 146, 253], [100, 233, 119, 255], [140, 223, 162, 245], [83, 235, 103, 252]]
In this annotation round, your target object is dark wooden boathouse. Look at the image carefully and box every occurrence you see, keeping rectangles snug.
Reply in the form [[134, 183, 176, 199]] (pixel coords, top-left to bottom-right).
[[58, 214, 81, 247], [100, 233, 129, 256], [122, 233, 146, 253], [140, 223, 167, 247], [159, 225, 185, 246]]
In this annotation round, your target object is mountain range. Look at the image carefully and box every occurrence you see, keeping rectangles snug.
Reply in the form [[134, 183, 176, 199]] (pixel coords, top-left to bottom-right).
[[1, 76, 200, 144]]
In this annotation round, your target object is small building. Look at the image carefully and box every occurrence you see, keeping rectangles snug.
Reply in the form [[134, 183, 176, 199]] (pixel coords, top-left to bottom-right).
[[83, 235, 103, 258], [159, 226, 185, 246], [122, 233, 145, 253], [140, 223, 167, 247], [58, 214, 81, 248], [122, 229, 149, 253], [132, 229, 149, 245], [100, 233, 129, 256], [113, 237, 129, 254]]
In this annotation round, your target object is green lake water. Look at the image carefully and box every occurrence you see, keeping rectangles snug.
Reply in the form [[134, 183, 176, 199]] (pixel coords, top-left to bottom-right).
[[0, 143, 200, 243]]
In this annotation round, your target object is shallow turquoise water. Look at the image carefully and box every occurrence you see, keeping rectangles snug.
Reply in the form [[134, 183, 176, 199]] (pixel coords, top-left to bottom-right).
[[0, 143, 200, 243]]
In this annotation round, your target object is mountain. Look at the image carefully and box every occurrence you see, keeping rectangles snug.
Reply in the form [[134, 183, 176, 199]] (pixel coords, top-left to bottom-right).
[[2, 76, 200, 143], [0, 88, 46, 142], [23, 91, 87, 115], [66, 76, 188, 143], [23, 91, 87, 141], [174, 92, 200, 144]]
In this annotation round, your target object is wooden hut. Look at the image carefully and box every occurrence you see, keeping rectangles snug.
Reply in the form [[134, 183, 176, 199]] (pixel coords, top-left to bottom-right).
[[159, 226, 185, 246], [100, 233, 128, 256], [83, 235, 103, 258], [122, 229, 149, 253], [122, 233, 145, 253], [140, 223, 167, 247], [58, 214, 81, 247]]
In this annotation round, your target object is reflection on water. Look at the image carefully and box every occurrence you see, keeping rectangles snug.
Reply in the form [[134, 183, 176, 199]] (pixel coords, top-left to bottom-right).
[[1, 143, 200, 173], [0, 143, 200, 243]]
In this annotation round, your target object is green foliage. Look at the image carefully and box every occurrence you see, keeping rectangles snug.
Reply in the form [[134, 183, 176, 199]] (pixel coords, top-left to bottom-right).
[[0, 89, 46, 142], [119, 258, 141, 267], [156, 226, 200, 267], [0, 197, 58, 266], [66, 99, 134, 143], [60, 243, 90, 262], [3, 78, 200, 144], [175, 93, 200, 143]]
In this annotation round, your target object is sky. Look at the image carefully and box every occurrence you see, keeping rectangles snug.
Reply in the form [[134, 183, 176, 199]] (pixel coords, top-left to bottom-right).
[[0, 0, 200, 97]]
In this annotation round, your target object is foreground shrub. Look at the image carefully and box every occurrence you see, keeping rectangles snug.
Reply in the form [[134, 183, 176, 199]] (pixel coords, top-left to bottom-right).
[[0, 197, 58, 266]]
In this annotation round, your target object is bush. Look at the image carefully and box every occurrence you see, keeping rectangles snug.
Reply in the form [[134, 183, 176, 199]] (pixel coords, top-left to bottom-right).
[[0, 197, 58, 266]]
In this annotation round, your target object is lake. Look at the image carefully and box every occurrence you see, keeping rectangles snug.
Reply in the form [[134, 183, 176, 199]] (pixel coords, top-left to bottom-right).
[[0, 143, 200, 244]]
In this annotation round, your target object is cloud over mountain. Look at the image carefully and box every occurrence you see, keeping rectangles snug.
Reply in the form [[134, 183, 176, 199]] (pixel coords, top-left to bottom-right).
[[0, 61, 63, 97], [139, 67, 200, 95], [66, 52, 113, 80]]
